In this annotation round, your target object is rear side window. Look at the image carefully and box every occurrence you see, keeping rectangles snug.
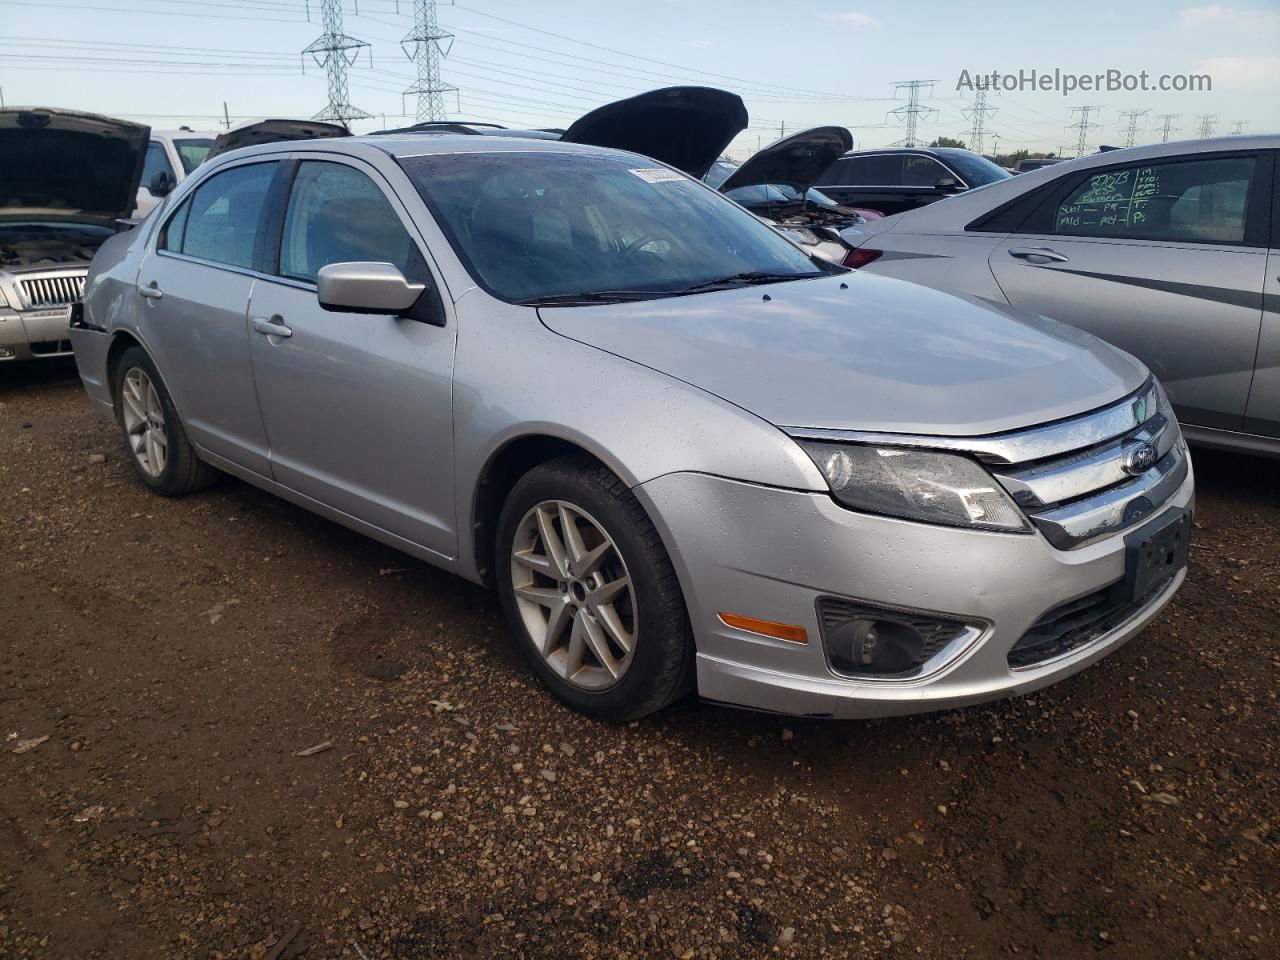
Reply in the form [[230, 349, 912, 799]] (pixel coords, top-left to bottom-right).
[[1052, 156, 1256, 244], [278, 161, 419, 284], [901, 155, 949, 187], [816, 155, 903, 186], [159, 162, 276, 269]]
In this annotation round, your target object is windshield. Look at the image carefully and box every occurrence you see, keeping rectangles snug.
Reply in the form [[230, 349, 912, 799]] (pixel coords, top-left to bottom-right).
[[703, 159, 737, 189], [942, 152, 1011, 187], [724, 183, 844, 209], [173, 138, 213, 174], [400, 152, 824, 303]]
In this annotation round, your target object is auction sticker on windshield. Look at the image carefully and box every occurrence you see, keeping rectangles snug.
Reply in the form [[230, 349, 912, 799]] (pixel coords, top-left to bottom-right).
[[629, 167, 685, 183]]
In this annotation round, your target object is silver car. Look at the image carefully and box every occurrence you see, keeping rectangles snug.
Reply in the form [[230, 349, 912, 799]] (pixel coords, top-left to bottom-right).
[[840, 135, 1279, 457], [70, 134, 1194, 721], [1, 108, 148, 362]]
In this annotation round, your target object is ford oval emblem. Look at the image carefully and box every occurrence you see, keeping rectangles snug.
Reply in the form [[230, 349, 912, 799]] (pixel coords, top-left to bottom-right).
[[1123, 441, 1158, 475]]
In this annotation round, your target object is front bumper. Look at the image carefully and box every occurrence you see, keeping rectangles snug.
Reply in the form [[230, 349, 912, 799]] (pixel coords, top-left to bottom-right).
[[0, 307, 74, 360], [635, 468, 1194, 718]]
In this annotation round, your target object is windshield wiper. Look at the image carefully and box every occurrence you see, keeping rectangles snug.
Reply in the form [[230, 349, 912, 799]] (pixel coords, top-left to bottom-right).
[[672, 271, 818, 295], [515, 290, 668, 306]]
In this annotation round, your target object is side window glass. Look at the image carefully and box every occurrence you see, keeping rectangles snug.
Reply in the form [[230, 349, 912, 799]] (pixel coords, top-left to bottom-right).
[[846, 156, 903, 186], [1053, 156, 1255, 243], [141, 142, 175, 188], [279, 161, 419, 284], [902, 156, 948, 187], [179, 163, 276, 269], [158, 197, 191, 252]]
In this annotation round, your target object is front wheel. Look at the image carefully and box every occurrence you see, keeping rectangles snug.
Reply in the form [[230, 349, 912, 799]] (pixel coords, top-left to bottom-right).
[[113, 346, 218, 496], [495, 455, 694, 721]]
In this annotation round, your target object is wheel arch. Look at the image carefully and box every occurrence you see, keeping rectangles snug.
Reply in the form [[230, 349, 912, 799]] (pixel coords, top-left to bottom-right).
[[105, 330, 146, 403], [470, 432, 621, 588]]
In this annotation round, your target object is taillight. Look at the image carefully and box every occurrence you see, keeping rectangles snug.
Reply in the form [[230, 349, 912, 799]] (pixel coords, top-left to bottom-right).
[[842, 248, 883, 269]]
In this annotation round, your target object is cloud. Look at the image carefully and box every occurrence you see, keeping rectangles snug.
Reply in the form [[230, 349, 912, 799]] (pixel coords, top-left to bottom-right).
[[821, 12, 877, 27], [1197, 54, 1280, 89], [1177, 5, 1280, 31]]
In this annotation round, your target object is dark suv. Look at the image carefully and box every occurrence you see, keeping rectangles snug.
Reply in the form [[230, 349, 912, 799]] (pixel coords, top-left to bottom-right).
[[814, 147, 1011, 216]]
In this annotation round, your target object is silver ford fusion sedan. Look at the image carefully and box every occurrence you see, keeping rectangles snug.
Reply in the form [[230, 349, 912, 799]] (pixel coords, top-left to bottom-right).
[[70, 134, 1194, 721]]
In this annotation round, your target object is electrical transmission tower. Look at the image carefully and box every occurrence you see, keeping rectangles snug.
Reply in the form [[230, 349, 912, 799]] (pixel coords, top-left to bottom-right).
[[304, 0, 371, 125], [1118, 109, 1148, 148], [1230, 120, 1248, 135], [1154, 113, 1180, 143], [1194, 113, 1218, 138], [887, 80, 937, 147], [962, 90, 997, 155], [1067, 105, 1102, 157], [402, 0, 455, 123]]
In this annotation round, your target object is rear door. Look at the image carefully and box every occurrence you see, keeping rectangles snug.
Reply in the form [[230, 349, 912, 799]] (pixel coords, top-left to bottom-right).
[[988, 151, 1270, 431], [245, 155, 457, 558], [135, 159, 278, 475]]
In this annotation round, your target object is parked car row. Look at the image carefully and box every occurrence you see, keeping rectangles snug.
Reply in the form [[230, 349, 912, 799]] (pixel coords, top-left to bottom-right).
[[11, 89, 1270, 722]]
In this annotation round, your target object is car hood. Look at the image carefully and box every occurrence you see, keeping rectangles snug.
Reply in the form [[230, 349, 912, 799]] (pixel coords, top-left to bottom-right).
[[206, 119, 350, 160], [538, 273, 1147, 436], [718, 126, 853, 194], [0, 108, 150, 224], [561, 87, 748, 180]]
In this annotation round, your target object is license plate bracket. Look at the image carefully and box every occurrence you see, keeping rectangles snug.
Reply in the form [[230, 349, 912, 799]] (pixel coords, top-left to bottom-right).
[[1120, 507, 1191, 603]]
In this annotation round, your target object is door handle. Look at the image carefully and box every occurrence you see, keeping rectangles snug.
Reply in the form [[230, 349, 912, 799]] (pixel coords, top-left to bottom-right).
[[252, 316, 292, 339], [138, 283, 163, 300], [1008, 246, 1069, 264]]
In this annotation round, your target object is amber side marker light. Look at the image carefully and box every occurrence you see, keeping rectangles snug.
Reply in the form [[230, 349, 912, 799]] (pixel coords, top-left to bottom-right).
[[718, 613, 809, 644]]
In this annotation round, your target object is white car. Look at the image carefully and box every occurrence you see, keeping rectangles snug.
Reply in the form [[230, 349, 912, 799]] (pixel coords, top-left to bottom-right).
[[134, 129, 219, 217]]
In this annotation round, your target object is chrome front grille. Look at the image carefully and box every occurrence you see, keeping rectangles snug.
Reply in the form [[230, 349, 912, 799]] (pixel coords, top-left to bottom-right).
[[19, 273, 86, 308], [987, 381, 1189, 550]]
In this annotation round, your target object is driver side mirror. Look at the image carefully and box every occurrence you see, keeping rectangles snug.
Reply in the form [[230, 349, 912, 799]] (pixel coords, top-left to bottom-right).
[[148, 171, 174, 197], [316, 262, 426, 315], [935, 176, 963, 193]]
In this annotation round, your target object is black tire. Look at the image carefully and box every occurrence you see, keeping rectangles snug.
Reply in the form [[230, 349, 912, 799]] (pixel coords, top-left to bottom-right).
[[495, 454, 695, 722], [113, 345, 219, 496]]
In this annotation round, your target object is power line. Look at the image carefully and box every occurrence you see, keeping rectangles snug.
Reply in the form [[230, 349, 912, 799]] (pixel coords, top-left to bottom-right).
[[962, 90, 997, 154], [1117, 108, 1148, 148], [1154, 113, 1180, 143], [887, 80, 937, 148], [401, 0, 453, 122], [1194, 113, 1218, 138], [304, 0, 371, 123], [1067, 105, 1102, 157]]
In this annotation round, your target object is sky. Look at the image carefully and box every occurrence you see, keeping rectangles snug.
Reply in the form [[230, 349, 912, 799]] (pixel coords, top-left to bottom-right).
[[1, 0, 1277, 159]]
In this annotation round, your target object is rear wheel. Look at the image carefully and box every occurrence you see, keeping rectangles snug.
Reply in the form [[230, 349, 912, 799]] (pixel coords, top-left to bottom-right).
[[113, 346, 218, 496], [496, 455, 694, 721]]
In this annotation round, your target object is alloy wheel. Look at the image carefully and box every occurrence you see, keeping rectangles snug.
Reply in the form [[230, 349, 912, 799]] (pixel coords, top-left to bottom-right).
[[509, 499, 637, 691], [121, 368, 168, 478]]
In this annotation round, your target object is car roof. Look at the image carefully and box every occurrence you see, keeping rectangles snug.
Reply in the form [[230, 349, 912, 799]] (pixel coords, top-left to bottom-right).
[[868, 134, 1280, 234], [204, 132, 650, 163], [153, 130, 220, 139]]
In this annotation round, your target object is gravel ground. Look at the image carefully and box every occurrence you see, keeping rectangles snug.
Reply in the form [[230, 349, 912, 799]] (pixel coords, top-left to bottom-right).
[[2, 360, 1277, 960]]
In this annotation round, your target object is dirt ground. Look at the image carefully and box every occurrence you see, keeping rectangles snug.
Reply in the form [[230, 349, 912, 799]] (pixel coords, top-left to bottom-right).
[[1, 360, 1277, 960]]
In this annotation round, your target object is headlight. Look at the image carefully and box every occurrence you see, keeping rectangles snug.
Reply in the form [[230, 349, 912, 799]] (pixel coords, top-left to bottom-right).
[[796, 441, 1029, 532]]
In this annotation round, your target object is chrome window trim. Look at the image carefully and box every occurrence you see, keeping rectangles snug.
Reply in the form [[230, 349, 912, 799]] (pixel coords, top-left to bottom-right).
[[784, 379, 1159, 465]]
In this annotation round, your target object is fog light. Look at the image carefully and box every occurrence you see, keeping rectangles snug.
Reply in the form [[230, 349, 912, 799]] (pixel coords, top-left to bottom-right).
[[0, 345, 16, 359], [817, 597, 976, 678]]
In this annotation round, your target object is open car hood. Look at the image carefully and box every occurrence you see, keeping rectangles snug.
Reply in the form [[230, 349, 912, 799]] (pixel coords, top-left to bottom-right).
[[206, 119, 350, 160], [561, 87, 748, 180], [719, 126, 852, 194], [0, 108, 149, 223]]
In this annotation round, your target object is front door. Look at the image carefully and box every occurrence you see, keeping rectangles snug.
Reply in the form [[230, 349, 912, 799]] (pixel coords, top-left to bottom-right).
[[989, 152, 1270, 431], [247, 157, 457, 558], [136, 159, 278, 475]]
